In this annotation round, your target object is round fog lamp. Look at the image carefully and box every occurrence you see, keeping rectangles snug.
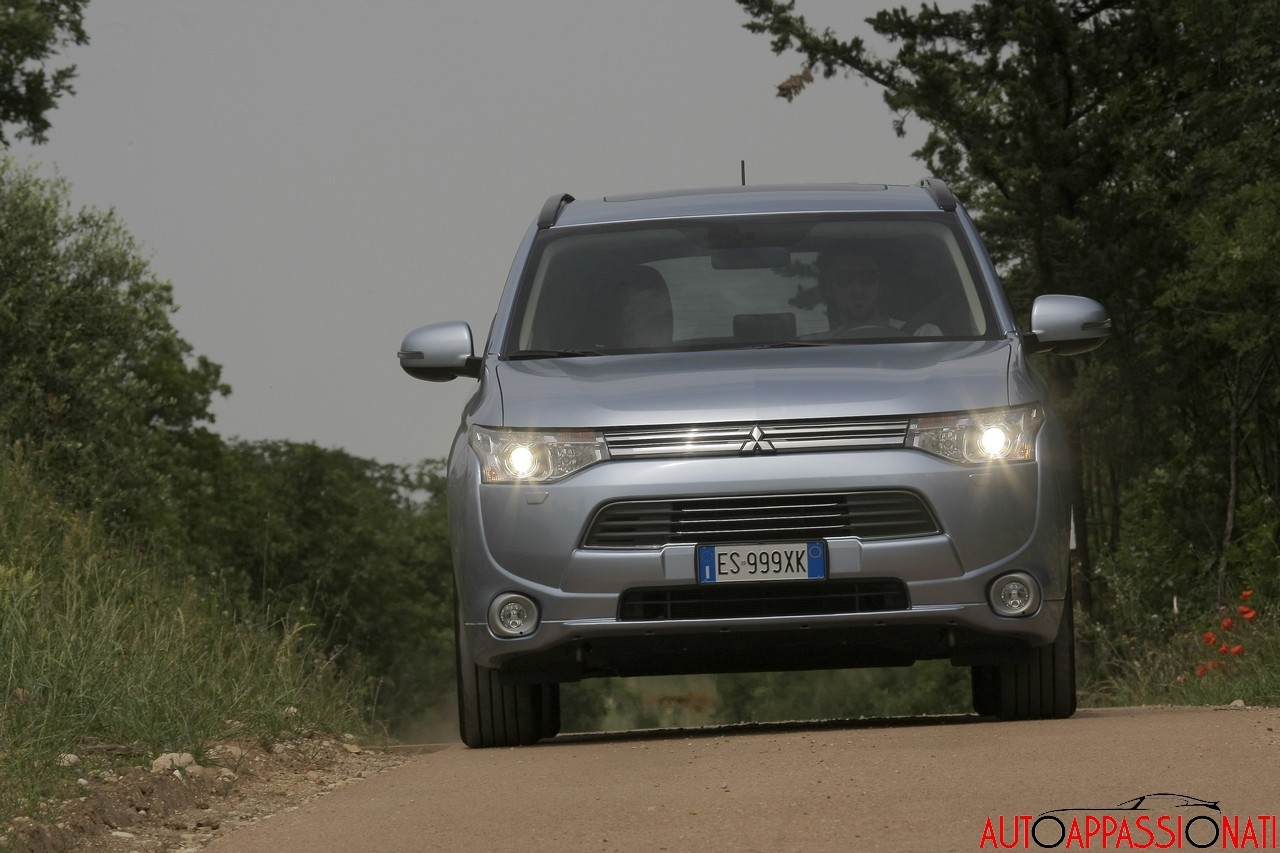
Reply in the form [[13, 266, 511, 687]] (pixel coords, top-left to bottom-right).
[[489, 592, 540, 638], [988, 572, 1040, 617]]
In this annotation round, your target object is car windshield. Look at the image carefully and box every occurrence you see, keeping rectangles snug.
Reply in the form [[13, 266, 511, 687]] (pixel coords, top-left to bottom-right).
[[505, 213, 996, 356]]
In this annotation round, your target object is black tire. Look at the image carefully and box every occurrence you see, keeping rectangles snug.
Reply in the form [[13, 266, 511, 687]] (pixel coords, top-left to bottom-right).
[[454, 605, 560, 747], [970, 590, 1076, 720], [540, 682, 562, 740], [971, 663, 999, 717]]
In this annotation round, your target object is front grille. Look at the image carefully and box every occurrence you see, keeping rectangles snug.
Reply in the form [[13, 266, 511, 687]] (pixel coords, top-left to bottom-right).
[[618, 578, 909, 621], [583, 491, 939, 549], [603, 417, 909, 458]]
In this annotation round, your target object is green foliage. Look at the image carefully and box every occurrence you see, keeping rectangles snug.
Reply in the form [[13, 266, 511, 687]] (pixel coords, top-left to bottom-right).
[[0, 156, 229, 539], [0, 158, 456, 740], [1080, 587, 1280, 709], [561, 664, 970, 734], [0, 449, 375, 826], [189, 441, 455, 734], [713, 663, 970, 724], [737, 0, 1280, 631], [0, 1, 87, 145], [561, 679, 612, 732]]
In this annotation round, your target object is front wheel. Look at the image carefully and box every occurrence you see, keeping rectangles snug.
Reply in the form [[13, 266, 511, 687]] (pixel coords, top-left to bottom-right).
[[970, 591, 1076, 720], [455, 606, 560, 747]]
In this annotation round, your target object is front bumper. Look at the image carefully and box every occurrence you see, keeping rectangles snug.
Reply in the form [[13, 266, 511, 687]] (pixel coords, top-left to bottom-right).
[[448, 438, 1071, 681], [460, 568, 1067, 683]]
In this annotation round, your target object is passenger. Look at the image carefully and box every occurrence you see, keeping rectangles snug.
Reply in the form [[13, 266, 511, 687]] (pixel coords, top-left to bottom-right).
[[818, 252, 941, 336], [614, 266, 673, 349]]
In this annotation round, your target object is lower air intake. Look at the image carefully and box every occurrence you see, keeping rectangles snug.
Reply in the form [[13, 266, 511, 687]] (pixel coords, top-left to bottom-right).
[[618, 578, 909, 621]]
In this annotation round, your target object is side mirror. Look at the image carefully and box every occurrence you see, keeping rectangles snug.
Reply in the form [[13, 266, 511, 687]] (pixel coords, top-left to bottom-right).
[[1027, 295, 1111, 356], [398, 321, 481, 382]]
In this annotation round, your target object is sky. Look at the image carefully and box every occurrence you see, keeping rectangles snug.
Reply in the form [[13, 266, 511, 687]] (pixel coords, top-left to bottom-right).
[[14, 1, 937, 465]]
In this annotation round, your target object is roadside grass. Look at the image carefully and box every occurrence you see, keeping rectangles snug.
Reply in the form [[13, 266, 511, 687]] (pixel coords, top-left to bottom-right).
[[0, 452, 380, 828], [1079, 591, 1280, 710]]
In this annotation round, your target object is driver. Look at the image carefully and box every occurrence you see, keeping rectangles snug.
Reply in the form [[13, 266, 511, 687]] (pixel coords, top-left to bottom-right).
[[818, 252, 940, 336]]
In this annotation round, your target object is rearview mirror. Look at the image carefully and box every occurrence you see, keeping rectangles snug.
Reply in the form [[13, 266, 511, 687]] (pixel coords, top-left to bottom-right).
[[709, 247, 791, 270]]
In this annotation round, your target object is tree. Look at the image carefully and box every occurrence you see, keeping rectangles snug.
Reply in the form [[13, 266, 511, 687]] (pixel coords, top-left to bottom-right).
[[189, 440, 456, 733], [0, 156, 229, 537], [738, 0, 1165, 614], [736, 0, 1280, 620], [0, 0, 88, 146], [0, 159, 459, 735]]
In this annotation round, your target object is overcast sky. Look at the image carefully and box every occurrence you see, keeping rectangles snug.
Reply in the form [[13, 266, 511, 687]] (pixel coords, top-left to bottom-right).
[[15, 1, 937, 465]]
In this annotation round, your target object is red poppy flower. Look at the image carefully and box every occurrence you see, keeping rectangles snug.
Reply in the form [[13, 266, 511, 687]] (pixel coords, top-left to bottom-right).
[[1221, 617, 1234, 630], [1240, 590, 1254, 600], [1203, 631, 1218, 645], [1238, 605, 1254, 615], [1244, 609, 1258, 621], [1229, 644, 1244, 655], [1196, 665, 1207, 678], [1219, 643, 1229, 654], [1206, 660, 1221, 670]]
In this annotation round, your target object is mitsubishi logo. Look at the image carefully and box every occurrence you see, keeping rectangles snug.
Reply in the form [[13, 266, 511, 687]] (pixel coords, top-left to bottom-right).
[[739, 425, 776, 455]]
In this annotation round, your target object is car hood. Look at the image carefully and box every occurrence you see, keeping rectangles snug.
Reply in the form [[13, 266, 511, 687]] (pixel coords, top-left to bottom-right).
[[491, 340, 1013, 429]]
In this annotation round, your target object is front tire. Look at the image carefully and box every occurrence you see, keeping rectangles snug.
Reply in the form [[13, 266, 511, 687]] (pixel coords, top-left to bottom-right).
[[971, 590, 1076, 720], [455, 604, 559, 747]]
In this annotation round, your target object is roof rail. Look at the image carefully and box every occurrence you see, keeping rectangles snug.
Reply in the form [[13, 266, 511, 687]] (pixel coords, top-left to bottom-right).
[[537, 193, 575, 229], [919, 178, 957, 211]]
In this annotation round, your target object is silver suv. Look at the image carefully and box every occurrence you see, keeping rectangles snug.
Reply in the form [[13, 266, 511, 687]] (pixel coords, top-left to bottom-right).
[[398, 180, 1109, 747]]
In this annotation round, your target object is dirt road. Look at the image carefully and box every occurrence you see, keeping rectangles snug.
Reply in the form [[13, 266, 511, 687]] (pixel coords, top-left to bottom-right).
[[205, 706, 1280, 852]]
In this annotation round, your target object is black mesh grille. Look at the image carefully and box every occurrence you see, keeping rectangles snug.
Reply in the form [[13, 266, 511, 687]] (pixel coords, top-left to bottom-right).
[[584, 491, 939, 549], [618, 578, 910, 621]]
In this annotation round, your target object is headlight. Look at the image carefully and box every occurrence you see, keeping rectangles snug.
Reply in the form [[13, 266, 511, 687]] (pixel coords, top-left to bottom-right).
[[906, 406, 1043, 465], [470, 426, 610, 484]]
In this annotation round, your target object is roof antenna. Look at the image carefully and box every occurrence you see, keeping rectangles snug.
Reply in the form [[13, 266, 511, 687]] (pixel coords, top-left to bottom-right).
[[740, 160, 746, 186]]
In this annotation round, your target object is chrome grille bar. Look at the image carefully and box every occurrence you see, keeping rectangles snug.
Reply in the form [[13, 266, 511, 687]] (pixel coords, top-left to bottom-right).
[[604, 417, 909, 458]]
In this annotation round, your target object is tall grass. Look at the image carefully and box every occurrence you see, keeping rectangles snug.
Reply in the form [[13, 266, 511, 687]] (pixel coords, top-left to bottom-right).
[[0, 450, 378, 825], [1079, 589, 1280, 709]]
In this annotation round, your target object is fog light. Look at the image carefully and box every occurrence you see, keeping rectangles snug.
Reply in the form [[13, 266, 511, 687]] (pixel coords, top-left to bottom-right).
[[988, 572, 1040, 617], [489, 593, 539, 638]]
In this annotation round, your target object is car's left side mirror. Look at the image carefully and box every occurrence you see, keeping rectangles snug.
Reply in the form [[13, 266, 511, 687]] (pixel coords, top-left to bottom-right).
[[1026, 295, 1111, 356], [398, 321, 482, 381]]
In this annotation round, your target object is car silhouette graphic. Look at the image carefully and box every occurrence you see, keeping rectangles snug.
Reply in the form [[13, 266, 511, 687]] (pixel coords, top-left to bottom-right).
[[1033, 793, 1221, 848]]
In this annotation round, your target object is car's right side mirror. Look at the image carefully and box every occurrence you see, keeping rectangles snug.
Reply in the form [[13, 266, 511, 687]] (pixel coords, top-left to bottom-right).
[[1027, 295, 1111, 356]]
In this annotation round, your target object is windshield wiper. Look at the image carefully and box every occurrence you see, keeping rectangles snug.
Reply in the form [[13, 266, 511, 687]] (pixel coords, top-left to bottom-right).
[[745, 340, 831, 349], [506, 348, 602, 360]]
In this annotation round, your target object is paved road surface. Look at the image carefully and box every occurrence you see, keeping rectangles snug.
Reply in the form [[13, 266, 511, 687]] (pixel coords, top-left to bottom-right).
[[206, 706, 1280, 852]]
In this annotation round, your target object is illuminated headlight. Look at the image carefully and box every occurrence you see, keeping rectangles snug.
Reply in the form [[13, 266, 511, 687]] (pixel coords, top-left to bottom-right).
[[988, 572, 1041, 617], [906, 406, 1043, 465], [470, 426, 609, 484], [489, 593, 539, 637]]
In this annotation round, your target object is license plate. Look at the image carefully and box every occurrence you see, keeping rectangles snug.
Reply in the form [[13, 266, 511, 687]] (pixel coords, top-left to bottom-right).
[[696, 541, 827, 584]]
